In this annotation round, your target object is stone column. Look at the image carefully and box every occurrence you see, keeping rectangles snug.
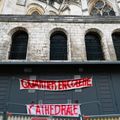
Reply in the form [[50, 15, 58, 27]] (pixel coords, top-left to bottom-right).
[[70, 24, 87, 61], [0, 0, 6, 13], [81, 0, 89, 16], [114, 0, 120, 16], [103, 31, 117, 61]]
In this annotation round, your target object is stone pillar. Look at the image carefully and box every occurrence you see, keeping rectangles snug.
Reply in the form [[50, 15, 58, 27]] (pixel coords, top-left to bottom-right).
[[103, 31, 117, 61], [0, 0, 6, 14], [113, 0, 120, 16], [81, 0, 89, 16], [70, 25, 87, 61]]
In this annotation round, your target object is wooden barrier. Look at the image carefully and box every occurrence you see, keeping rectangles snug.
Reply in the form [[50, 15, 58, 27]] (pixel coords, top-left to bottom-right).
[[1, 113, 120, 120]]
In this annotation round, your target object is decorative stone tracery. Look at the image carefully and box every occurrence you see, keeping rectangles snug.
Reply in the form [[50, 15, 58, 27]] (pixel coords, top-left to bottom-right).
[[37, 0, 81, 15], [90, 0, 115, 16], [27, 4, 45, 15]]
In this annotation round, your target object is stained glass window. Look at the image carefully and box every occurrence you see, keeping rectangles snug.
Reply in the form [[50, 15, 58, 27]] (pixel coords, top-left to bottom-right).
[[91, 1, 115, 16]]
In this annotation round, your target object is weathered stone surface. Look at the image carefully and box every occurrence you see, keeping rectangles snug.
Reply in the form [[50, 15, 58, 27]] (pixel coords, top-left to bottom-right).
[[0, 15, 118, 62]]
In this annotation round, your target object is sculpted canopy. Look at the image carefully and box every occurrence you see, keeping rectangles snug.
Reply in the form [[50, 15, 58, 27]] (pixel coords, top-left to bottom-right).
[[26, 0, 82, 15], [37, 0, 81, 14], [38, 0, 80, 6]]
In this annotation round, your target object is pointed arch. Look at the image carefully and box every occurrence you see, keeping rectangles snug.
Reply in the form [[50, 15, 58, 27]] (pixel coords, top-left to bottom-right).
[[27, 3, 45, 15]]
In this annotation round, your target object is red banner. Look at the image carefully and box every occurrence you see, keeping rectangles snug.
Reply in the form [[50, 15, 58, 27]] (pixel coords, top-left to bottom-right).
[[20, 78, 92, 91], [27, 104, 80, 117]]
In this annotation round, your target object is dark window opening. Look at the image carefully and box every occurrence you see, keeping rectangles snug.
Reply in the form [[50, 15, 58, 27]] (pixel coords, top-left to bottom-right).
[[112, 32, 120, 60], [85, 32, 104, 60], [50, 31, 67, 60], [31, 11, 40, 16], [9, 30, 28, 60]]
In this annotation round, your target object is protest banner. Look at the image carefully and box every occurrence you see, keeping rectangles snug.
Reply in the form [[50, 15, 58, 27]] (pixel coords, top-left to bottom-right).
[[27, 104, 80, 117], [20, 78, 92, 91]]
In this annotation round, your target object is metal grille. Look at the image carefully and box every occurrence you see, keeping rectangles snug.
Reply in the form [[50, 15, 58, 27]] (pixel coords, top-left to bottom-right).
[[112, 32, 120, 60], [85, 32, 104, 60], [50, 31, 67, 60], [9, 31, 28, 59]]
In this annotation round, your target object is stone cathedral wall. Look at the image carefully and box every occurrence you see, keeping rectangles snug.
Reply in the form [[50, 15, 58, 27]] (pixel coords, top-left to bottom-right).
[[0, 16, 119, 62], [0, 0, 119, 16]]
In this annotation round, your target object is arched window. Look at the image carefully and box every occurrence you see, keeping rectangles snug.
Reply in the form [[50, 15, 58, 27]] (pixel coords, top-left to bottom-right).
[[31, 11, 41, 15], [85, 32, 104, 60], [9, 30, 28, 60], [90, 0, 115, 16], [27, 4, 45, 15], [50, 31, 67, 60], [112, 32, 120, 60]]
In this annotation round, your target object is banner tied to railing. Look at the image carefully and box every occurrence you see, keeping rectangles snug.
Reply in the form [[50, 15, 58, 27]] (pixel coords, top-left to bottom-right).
[[20, 77, 92, 91], [27, 104, 80, 117]]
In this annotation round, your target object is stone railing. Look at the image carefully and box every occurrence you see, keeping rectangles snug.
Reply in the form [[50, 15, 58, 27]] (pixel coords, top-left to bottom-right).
[[0, 15, 119, 23]]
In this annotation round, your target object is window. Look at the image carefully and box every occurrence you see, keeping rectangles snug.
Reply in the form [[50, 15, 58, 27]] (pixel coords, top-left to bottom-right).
[[9, 30, 28, 60], [50, 31, 67, 60], [31, 11, 40, 15], [85, 32, 104, 60], [27, 4, 45, 15], [90, 0, 115, 16], [112, 32, 120, 60]]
